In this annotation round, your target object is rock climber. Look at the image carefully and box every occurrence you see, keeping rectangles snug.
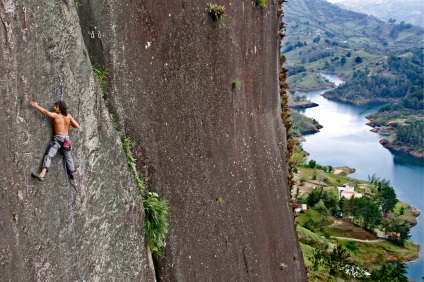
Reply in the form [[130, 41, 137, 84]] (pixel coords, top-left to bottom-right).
[[30, 100, 80, 181]]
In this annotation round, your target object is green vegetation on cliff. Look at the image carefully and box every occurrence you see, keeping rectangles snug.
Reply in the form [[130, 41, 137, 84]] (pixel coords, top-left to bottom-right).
[[123, 137, 170, 256]]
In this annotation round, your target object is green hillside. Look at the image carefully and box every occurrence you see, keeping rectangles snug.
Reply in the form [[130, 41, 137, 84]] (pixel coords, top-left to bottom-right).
[[282, 0, 424, 156], [283, 0, 423, 57]]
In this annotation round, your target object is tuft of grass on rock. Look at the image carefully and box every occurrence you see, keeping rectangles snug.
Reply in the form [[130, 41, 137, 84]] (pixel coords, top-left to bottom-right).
[[255, 0, 267, 8], [143, 192, 170, 256], [92, 65, 108, 88]]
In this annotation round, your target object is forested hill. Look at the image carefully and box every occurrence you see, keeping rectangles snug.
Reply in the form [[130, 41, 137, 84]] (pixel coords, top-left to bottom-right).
[[282, 0, 424, 157], [283, 0, 424, 54]]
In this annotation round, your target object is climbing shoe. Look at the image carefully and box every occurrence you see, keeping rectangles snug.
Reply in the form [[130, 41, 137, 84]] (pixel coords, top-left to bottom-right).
[[31, 172, 45, 182]]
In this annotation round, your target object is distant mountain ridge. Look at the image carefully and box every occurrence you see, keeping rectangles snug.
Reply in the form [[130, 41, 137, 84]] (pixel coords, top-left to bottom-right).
[[334, 0, 424, 28], [283, 0, 424, 54]]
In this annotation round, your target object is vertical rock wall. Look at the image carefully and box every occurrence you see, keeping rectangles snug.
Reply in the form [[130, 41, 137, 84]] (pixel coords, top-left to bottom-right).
[[0, 0, 306, 280], [0, 1, 153, 281], [76, 0, 306, 281]]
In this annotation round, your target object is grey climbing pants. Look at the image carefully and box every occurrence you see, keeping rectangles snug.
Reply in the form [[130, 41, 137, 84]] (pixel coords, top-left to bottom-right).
[[42, 134, 75, 173]]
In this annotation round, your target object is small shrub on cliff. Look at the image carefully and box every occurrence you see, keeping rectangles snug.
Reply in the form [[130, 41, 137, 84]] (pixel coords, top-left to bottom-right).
[[207, 3, 228, 27], [216, 197, 225, 204], [144, 192, 170, 256], [123, 138, 170, 256], [207, 3, 226, 21], [92, 65, 108, 88], [255, 0, 267, 8], [232, 80, 242, 90]]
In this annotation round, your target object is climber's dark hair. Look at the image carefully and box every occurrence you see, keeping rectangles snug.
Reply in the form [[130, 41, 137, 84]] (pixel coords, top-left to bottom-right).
[[55, 101, 68, 116]]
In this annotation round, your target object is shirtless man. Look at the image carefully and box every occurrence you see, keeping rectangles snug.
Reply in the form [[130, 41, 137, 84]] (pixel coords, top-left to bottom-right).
[[30, 101, 80, 181]]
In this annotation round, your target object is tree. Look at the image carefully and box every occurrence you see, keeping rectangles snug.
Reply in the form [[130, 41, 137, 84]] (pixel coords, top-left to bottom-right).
[[312, 245, 365, 278], [315, 199, 329, 229], [308, 159, 317, 168], [370, 262, 408, 281], [354, 56, 363, 64], [322, 191, 339, 213], [306, 186, 323, 207], [313, 36, 321, 43], [350, 197, 382, 230], [383, 218, 411, 246], [291, 152, 306, 166], [340, 57, 346, 65], [377, 185, 398, 214]]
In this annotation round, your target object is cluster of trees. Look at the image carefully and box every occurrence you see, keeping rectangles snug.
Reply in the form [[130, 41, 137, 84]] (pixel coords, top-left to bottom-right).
[[304, 185, 383, 231], [287, 65, 306, 76], [308, 159, 332, 173], [389, 21, 413, 39], [385, 53, 424, 111], [306, 51, 333, 63], [283, 41, 307, 53], [311, 245, 367, 278], [339, 196, 382, 230], [328, 69, 410, 100], [369, 262, 409, 281], [327, 49, 423, 112], [323, 40, 349, 48], [303, 176, 407, 243], [394, 120, 424, 150], [312, 245, 409, 280], [302, 174, 411, 280]]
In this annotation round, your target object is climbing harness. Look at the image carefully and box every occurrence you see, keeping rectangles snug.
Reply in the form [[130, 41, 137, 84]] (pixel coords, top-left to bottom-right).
[[22, 7, 27, 29], [63, 159, 83, 282]]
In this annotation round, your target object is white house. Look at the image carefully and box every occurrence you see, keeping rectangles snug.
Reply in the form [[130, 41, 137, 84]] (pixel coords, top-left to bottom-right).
[[294, 204, 308, 213], [337, 184, 363, 200]]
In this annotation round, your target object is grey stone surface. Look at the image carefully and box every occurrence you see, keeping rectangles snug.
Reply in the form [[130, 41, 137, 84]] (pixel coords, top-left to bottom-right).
[[0, 1, 153, 281], [75, 0, 306, 281], [1, 0, 306, 280]]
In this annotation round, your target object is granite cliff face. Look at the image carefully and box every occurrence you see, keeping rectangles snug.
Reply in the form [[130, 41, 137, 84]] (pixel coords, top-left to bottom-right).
[[0, 1, 152, 281], [1, 0, 306, 281]]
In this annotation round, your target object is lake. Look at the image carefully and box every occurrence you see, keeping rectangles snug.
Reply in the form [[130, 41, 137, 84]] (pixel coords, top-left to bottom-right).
[[296, 74, 424, 281]]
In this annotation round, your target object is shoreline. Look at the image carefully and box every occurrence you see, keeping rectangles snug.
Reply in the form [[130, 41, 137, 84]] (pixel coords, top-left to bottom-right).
[[379, 139, 424, 159], [365, 117, 424, 159], [293, 85, 334, 91], [321, 94, 394, 106], [290, 102, 319, 109]]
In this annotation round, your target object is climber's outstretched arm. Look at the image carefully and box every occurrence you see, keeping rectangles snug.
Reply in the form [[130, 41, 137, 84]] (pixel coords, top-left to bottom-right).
[[30, 101, 57, 119]]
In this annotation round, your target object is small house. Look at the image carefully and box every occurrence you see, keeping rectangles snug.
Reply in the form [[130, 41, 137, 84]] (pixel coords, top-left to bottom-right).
[[294, 204, 308, 213], [337, 184, 363, 200]]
